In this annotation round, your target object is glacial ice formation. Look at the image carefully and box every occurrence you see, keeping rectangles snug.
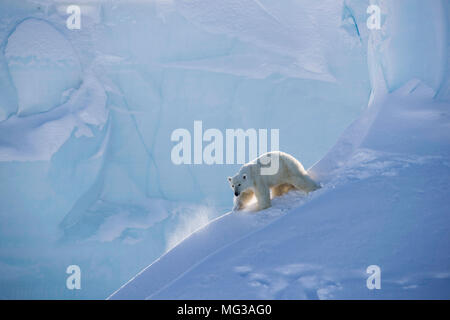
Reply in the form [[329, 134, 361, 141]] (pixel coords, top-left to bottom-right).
[[0, 0, 448, 299]]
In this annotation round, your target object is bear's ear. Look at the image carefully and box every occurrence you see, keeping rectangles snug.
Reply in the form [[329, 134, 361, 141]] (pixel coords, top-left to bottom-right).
[[228, 177, 232, 182], [242, 174, 247, 180]]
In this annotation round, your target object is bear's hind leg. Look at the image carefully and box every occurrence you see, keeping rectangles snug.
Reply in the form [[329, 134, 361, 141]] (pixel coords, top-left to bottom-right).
[[290, 174, 320, 194], [271, 183, 296, 198]]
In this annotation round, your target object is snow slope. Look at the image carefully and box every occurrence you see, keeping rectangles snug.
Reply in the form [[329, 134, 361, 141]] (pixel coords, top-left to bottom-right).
[[109, 79, 450, 300]]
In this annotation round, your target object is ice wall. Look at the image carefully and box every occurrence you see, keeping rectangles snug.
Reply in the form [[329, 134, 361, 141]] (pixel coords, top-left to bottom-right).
[[0, 0, 447, 299], [311, 0, 449, 181], [369, 0, 447, 94]]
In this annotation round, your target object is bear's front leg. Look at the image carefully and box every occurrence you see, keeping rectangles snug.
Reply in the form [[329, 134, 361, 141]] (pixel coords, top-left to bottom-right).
[[233, 190, 254, 211], [255, 187, 271, 211], [232, 195, 243, 211]]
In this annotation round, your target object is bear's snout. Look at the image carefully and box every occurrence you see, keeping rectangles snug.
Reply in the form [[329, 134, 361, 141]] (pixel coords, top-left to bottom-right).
[[234, 191, 240, 197]]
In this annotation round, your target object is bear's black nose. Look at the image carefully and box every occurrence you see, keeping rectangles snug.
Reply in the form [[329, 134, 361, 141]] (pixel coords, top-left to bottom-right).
[[234, 191, 239, 197]]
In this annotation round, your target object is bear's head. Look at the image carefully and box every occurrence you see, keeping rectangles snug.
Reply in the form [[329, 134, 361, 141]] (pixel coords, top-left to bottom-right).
[[228, 167, 252, 197]]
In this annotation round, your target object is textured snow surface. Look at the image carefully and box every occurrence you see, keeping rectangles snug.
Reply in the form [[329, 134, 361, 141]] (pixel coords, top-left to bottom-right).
[[0, 71, 107, 161]]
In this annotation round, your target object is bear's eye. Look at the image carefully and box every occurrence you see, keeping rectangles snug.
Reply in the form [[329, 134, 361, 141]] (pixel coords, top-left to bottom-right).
[[238, 184, 241, 187], [231, 185, 234, 188], [243, 175, 246, 179]]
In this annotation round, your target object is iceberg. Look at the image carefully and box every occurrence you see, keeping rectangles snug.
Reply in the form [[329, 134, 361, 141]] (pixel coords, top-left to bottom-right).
[[0, 0, 448, 299]]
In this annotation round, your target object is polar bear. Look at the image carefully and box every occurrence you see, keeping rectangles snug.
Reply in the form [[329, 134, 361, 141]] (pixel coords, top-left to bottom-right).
[[228, 151, 320, 211]]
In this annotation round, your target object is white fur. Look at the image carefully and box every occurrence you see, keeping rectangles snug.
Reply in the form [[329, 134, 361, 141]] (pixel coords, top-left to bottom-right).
[[228, 151, 320, 211]]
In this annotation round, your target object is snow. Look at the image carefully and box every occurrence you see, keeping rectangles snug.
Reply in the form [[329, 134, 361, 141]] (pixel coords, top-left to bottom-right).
[[0, 0, 448, 299]]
